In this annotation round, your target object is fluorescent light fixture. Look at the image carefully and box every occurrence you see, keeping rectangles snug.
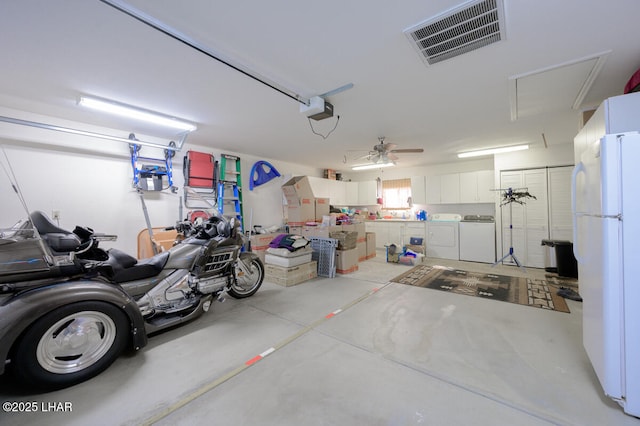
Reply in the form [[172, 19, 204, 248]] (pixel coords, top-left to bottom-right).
[[352, 163, 395, 171], [79, 96, 197, 132], [457, 144, 529, 158]]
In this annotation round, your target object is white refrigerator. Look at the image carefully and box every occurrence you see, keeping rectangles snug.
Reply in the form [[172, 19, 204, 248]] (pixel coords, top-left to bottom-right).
[[572, 131, 640, 417]]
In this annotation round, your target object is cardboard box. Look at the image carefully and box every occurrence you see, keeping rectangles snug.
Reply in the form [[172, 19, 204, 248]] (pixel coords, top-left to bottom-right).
[[250, 232, 280, 262], [265, 252, 313, 267], [405, 244, 425, 255], [315, 197, 330, 218], [330, 231, 358, 250], [282, 176, 314, 205], [288, 226, 303, 235], [265, 261, 318, 287], [357, 241, 367, 262], [365, 232, 376, 259], [137, 228, 178, 259], [286, 202, 316, 225], [335, 248, 359, 274], [300, 225, 342, 238], [352, 222, 366, 239]]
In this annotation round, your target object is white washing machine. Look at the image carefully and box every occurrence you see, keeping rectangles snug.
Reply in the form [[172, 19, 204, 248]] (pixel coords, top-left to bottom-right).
[[426, 213, 461, 260], [459, 215, 496, 263]]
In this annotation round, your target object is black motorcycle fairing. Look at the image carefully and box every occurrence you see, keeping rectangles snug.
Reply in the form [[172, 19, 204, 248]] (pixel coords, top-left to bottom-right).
[[104, 249, 170, 284]]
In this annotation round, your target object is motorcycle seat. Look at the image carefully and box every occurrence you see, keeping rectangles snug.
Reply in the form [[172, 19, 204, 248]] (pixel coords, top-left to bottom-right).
[[107, 249, 170, 283], [29, 211, 81, 252]]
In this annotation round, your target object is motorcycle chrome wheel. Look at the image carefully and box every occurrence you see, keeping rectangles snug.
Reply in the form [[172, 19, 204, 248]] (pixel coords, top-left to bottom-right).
[[36, 311, 117, 374], [11, 301, 129, 390], [227, 256, 264, 298]]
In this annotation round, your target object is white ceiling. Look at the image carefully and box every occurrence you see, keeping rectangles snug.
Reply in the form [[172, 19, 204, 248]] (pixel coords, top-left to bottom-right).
[[1, 0, 639, 171]]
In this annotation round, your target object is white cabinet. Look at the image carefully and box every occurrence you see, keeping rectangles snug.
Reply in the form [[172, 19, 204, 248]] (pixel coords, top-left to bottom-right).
[[369, 222, 390, 248], [425, 175, 441, 204], [440, 173, 460, 204], [459, 170, 495, 203], [366, 221, 424, 248], [306, 176, 329, 198], [345, 182, 359, 206], [476, 170, 495, 202], [358, 180, 378, 205], [305, 177, 379, 206], [410, 176, 426, 205], [404, 221, 426, 244], [328, 179, 346, 205]]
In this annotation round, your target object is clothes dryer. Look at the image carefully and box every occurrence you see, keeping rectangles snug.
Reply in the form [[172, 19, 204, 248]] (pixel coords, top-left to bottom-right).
[[426, 213, 461, 260]]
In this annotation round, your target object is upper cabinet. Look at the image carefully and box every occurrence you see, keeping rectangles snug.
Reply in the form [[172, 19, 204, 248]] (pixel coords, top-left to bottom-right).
[[306, 176, 330, 199], [440, 173, 460, 203], [328, 179, 346, 205], [459, 170, 495, 203], [425, 174, 441, 204], [306, 176, 377, 206], [410, 176, 426, 205], [426, 170, 494, 204], [358, 180, 377, 205]]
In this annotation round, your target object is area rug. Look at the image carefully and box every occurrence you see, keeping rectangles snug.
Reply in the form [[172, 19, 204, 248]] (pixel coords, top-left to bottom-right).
[[390, 265, 570, 313]]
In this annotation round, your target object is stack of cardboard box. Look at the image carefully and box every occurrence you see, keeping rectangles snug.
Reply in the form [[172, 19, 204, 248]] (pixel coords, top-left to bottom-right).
[[264, 244, 317, 287], [281, 176, 378, 276], [281, 177, 329, 227]]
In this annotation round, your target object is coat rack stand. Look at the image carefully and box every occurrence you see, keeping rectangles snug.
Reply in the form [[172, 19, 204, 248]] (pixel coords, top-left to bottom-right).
[[492, 187, 536, 270]]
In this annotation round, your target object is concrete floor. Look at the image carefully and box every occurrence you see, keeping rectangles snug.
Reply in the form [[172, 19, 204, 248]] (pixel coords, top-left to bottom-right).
[[1, 251, 639, 425]]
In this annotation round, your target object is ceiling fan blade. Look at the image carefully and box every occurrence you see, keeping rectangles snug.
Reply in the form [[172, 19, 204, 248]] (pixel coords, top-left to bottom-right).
[[390, 148, 424, 153], [387, 153, 399, 161]]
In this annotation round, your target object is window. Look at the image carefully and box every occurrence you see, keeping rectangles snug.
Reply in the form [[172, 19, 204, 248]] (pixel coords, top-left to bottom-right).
[[382, 178, 411, 209]]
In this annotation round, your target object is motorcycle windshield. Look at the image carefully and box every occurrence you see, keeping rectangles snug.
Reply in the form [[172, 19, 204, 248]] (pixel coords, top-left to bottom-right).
[[1, 219, 51, 276]]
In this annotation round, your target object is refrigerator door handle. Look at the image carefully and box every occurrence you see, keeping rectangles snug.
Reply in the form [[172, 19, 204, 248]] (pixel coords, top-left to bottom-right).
[[571, 161, 586, 263]]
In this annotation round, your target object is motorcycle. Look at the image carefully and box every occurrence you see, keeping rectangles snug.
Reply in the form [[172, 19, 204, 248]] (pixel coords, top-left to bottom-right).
[[0, 209, 264, 390]]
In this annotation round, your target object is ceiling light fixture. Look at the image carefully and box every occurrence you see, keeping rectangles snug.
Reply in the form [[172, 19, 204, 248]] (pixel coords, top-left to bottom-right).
[[457, 144, 529, 158], [352, 163, 395, 171], [78, 96, 197, 132]]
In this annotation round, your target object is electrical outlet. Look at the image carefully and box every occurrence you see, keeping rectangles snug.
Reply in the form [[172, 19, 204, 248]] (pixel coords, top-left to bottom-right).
[[52, 210, 60, 221]]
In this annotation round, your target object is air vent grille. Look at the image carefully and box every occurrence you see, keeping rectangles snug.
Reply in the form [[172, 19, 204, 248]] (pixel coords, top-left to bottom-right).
[[404, 0, 505, 65]]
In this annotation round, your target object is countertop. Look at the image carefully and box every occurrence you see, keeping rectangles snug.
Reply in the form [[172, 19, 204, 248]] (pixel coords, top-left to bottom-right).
[[365, 219, 426, 222]]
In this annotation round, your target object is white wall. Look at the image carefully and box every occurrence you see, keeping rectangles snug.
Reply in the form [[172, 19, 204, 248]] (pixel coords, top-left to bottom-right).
[[0, 113, 320, 255]]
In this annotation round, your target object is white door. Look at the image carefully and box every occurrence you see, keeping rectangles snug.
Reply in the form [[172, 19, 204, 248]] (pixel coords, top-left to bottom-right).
[[500, 171, 525, 265], [523, 169, 549, 268], [548, 166, 574, 241], [499, 169, 549, 268]]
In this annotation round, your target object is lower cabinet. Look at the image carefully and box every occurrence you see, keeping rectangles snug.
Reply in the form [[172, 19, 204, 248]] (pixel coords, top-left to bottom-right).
[[365, 221, 426, 249]]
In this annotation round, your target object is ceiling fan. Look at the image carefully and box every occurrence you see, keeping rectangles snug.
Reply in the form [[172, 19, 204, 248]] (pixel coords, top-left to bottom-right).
[[361, 137, 424, 164]]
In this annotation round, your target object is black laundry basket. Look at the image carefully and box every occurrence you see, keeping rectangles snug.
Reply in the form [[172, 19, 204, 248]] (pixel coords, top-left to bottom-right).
[[541, 239, 578, 278]]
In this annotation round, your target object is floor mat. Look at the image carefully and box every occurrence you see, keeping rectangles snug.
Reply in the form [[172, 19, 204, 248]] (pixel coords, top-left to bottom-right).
[[390, 265, 570, 313]]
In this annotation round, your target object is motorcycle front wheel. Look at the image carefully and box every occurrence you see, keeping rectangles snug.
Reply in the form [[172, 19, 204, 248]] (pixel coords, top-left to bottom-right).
[[11, 301, 129, 390], [227, 256, 264, 298]]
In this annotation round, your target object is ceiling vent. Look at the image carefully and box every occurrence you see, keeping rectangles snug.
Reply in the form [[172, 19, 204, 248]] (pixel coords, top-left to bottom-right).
[[404, 0, 505, 66]]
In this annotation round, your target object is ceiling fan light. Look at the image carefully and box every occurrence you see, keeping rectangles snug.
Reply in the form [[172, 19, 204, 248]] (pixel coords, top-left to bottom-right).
[[457, 144, 529, 158]]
